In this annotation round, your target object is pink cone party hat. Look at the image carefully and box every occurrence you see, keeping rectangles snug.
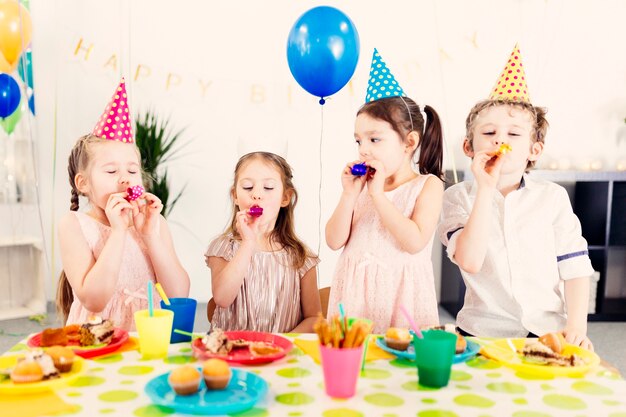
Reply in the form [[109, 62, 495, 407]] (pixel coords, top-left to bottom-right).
[[489, 44, 530, 103], [92, 78, 134, 143]]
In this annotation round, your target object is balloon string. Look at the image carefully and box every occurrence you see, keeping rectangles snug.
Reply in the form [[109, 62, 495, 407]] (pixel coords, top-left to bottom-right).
[[317, 102, 324, 270]]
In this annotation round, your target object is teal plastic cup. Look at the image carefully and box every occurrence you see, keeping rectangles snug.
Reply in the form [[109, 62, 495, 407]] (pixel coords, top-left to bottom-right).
[[413, 329, 457, 388]]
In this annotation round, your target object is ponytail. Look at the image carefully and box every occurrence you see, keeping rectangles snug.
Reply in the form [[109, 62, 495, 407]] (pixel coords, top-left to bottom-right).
[[417, 105, 444, 180]]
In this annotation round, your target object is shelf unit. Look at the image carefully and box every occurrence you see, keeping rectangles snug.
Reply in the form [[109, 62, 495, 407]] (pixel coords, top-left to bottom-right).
[[439, 170, 626, 322]]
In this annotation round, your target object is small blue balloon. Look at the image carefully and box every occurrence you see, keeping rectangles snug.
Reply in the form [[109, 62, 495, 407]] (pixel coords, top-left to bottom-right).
[[351, 163, 368, 176], [28, 93, 35, 115], [0, 74, 21, 118], [287, 6, 360, 103]]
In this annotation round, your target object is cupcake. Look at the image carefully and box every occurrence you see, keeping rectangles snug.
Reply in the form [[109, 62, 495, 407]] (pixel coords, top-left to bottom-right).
[[202, 359, 231, 390], [168, 365, 202, 395], [385, 328, 412, 351], [10, 360, 44, 384], [46, 346, 76, 373]]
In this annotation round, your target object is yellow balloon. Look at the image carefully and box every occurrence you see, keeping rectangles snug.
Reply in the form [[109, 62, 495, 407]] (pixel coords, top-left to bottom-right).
[[0, 0, 33, 66], [0, 49, 18, 72]]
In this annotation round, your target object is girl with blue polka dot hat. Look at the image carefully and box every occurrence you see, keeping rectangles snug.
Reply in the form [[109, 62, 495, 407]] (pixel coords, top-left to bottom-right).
[[326, 49, 445, 333]]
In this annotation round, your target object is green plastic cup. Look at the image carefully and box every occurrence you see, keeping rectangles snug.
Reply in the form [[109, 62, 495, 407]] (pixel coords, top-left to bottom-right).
[[413, 329, 457, 388]]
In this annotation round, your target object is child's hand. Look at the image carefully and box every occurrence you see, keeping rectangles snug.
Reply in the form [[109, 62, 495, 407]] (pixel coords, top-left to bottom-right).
[[341, 161, 367, 196], [235, 210, 260, 245], [562, 326, 594, 352], [132, 192, 163, 238], [365, 159, 386, 197], [471, 150, 506, 189], [104, 192, 133, 231]]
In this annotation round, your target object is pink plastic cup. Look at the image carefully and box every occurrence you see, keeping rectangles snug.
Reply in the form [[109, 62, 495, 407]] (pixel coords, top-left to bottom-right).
[[319, 344, 364, 398]]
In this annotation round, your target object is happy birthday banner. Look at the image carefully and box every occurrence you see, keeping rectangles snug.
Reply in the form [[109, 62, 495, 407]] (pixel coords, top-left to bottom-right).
[[70, 37, 365, 106]]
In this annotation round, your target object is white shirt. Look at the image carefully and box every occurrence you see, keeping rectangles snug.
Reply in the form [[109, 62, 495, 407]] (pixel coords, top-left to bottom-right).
[[439, 175, 595, 337]]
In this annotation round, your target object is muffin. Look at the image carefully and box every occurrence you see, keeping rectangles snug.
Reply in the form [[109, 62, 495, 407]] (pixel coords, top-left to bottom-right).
[[385, 328, 412, 351], [168, 365, 202, 395], [202, 359, 231, 390], [10, 360, 44, 383], [46, 346, 76, 373]]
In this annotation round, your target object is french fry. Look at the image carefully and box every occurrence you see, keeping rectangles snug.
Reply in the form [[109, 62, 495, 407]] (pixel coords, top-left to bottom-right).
[[314, 314, 373, 349]]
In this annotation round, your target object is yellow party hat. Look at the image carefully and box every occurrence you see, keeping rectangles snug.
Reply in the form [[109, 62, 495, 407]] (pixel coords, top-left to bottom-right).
[[489, 44, 530, 103]]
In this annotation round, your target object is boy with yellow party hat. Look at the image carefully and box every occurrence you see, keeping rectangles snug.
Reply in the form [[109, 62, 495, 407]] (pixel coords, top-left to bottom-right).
[[438, 45, 595, 349]]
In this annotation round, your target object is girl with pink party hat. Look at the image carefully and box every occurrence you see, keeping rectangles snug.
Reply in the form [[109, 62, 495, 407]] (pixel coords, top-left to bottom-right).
[[56, 79, 189, 331], [326, 49, 445, 333]]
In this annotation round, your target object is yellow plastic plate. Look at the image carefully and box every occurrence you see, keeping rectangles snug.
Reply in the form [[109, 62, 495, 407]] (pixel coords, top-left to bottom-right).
[[480, 338, 600, 377], [0, 354, 85, 394]]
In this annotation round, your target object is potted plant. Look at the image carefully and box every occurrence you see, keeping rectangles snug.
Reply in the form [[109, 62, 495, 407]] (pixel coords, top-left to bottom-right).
[[134, 110, 188, 217]]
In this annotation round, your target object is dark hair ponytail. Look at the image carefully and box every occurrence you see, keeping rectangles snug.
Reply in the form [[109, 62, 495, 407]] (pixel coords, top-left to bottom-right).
[[417, 105, 444, 179]]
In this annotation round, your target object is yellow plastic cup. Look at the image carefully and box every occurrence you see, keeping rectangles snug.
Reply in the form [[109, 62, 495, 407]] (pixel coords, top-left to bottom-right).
[[134, 309, 174, 359]]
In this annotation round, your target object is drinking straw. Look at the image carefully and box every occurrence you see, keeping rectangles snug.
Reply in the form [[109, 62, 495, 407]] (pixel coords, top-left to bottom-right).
[[399, 305, 423, 339], [361, 334, 370, 372], [147, 281, 154, 317], [174, 329, 203, 339], [155, 283, 171, 305], [338, 302, 347, 333]]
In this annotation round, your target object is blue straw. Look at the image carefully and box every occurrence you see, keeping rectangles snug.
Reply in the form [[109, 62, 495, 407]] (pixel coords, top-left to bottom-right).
[[338, 302, 346, 333], [147, 281, 154, 317]]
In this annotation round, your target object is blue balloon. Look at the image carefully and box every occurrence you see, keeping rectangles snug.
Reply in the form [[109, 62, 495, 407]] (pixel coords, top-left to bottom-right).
[[287, 6, 359, 104], [0, 73, 21, 118]]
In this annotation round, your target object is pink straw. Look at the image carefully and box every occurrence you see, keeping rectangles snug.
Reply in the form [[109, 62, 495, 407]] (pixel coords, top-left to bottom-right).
[[400, 305, 423, 339]]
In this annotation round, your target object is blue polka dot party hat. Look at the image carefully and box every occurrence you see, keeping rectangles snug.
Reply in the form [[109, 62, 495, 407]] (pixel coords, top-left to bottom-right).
[[365, 48, 406, 103]]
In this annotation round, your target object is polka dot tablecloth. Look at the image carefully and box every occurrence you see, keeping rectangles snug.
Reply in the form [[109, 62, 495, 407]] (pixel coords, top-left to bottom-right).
[[4, 334, 626, 417]]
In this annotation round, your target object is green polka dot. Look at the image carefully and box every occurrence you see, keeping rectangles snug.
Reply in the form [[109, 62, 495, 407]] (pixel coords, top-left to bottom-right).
[[450, 370, 472, 381], [406, 370, 416, 376], [118, 365, 154, 375], [69, 376, 105, 387], [453, 394, 495, 408], [371, 383, 386, 389], [486, 372, 501, 378], [486, 382, 526, 394], [382, 414, 398, 417], [133, 405, 175, 417], [8, 343, 27, 352], [276, 367, 311, 378], [422, 398, 437, 404], [322, 409, 363, 417], [290, 347, 304, 356], [163, 355, 195, 364], [100, 409, 115, 414], [90, 367, 104, 372], [251, 370, 261, 374], [283, 333, 300, 338], [228, 408, 268, 417], [456, 384, 471, 390], [572, 381, 613, 395], [540, 384, 555, 391], [364, 393, 404, 407], [389, 358, 414, 368], [287, 382, 300, 387], [515, 372, 553, 380], [287, 413, 303, 417], [598, 370, 621, 380], [66, 392, 82, 397], [466, 357, 501, 369], [275, 392, 314, 406], [401, 380, 419, 391], [99, 390, 139, 402], [94, 354, 123, 364], [360, 369, 391, 379], [178, 347, 191, 353], [608, 413, 626, 417], [287, 359, 298, 363], [604, 400, 621, 406], [417, 411, 459, 417], [512, 412, 551, 417], [543, 394, 586, 410], [120, 380, 134, 385], [513, 398, 528, 405]]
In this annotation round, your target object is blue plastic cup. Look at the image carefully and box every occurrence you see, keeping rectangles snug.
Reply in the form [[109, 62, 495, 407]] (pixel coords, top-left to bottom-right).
[[160, 297, 197, 343]]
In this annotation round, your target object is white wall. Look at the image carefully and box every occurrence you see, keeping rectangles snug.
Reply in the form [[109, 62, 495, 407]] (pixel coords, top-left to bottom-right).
[[19, 0, 626, 302]]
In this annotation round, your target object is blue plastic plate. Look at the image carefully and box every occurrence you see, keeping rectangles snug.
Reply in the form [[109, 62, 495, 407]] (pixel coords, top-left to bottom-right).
[[375, 336, 480, 364], [144, 368, 268, 415]]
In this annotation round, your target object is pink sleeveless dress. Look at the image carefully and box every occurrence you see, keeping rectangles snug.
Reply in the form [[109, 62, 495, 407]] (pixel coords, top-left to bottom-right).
[[328, 175, 440, 333], [66, 212, 160, 331]]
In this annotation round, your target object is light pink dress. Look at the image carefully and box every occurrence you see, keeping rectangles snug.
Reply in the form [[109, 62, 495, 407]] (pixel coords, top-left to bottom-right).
[[66, 211, 160, 331], [328, 175, 439, 333]]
